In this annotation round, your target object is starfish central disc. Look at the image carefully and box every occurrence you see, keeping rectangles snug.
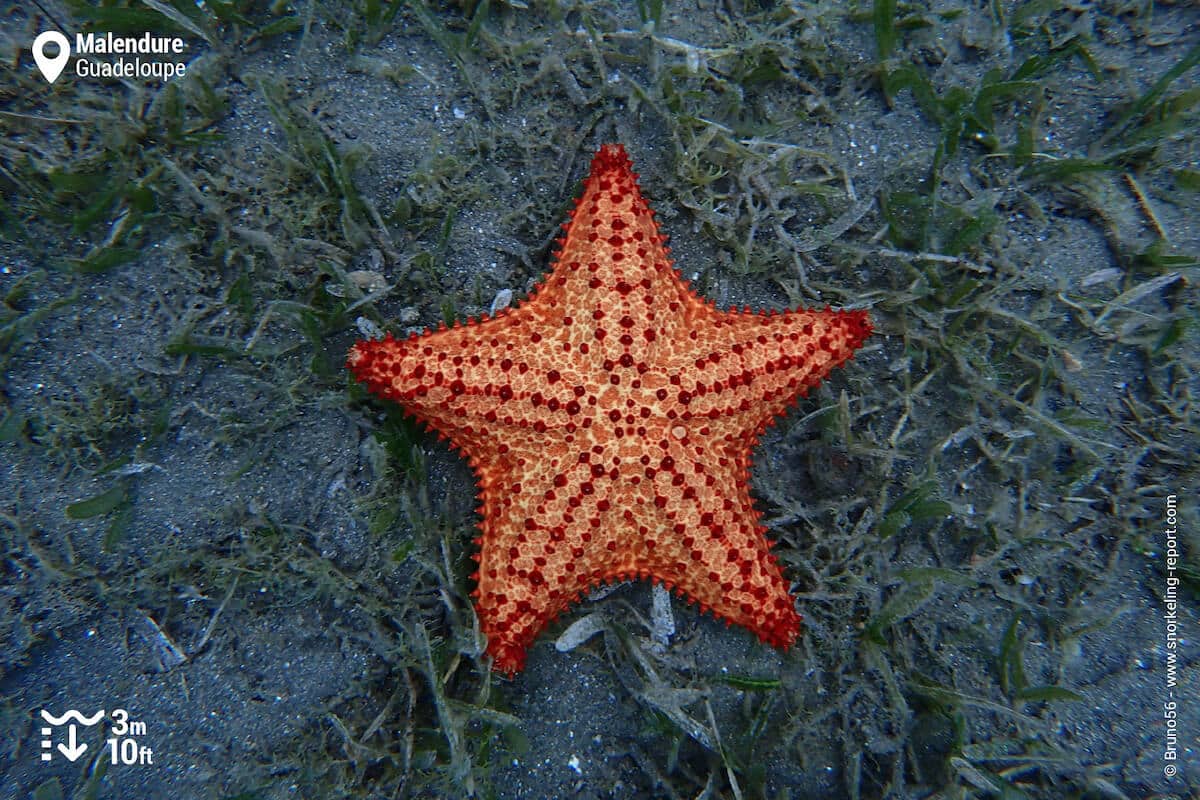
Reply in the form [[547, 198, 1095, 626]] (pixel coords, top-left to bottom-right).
[[349, 144, 872, 673]]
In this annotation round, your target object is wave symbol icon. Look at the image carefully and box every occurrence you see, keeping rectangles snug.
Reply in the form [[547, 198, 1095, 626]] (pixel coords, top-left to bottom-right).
[[40, 709, 105, 726]]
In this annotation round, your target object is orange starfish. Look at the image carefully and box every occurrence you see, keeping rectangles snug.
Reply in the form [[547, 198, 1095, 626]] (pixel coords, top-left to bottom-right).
[[349, 144, 871, 673]]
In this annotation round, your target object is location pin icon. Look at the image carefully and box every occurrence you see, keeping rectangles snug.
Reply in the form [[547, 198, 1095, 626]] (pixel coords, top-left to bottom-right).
[[33, 31, 71, 84]]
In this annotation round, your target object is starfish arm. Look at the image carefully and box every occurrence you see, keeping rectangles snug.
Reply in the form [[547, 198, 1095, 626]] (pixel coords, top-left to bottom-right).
[[346, 323, 500, 440], [347, 310, 578, 459], [666, 306, 872, 434], [548, 145, 693, 310], [537, 145, 733, 380], [470, 453, 649, 673], [637, 434, 802, 647]]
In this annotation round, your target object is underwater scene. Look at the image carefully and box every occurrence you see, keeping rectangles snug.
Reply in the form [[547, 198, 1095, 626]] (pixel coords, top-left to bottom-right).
[[1, 1, 1197, 798]]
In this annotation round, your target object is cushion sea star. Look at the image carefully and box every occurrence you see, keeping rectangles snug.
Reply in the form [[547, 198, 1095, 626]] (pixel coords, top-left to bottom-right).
[[349, 144, 872, 673]]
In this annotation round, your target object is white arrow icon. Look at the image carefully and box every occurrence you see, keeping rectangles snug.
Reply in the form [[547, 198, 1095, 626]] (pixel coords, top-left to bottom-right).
[[57, 724, 88, 762], [32, 31, 71, 84]]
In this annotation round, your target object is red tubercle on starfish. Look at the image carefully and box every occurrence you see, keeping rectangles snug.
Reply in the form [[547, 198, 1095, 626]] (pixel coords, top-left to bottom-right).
[[348, 143, 872, 674]]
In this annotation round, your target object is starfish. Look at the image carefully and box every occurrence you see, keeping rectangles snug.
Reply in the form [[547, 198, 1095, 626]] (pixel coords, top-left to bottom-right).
[[349, 144, 871, 673]]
